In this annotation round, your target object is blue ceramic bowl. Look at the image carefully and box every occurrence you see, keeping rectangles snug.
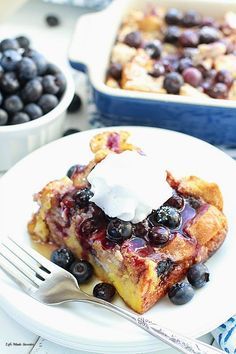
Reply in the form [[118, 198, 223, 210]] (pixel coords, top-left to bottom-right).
[[69, 0, 236, 146]]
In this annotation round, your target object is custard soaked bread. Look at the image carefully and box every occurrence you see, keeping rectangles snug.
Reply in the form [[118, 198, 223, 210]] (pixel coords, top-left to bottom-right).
[[28, 131, 227, 313]]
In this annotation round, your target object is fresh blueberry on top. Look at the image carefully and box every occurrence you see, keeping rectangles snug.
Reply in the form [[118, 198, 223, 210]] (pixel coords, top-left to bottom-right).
[[0, 38, 19, 52], [149, 62, 165, 78], [0, 108, 8, 126], [51, 247, 75, 269], [16, 35, 30, 49], [164, 194, 184, 210], [165, 8, 183, 25], [144, 40, 162, 59], [74, 188, 94, 208], [69, 260, 93, 284], [182, 10, 201, 27], [207, 82, 228, 99], [124, 31, 142, 48], [10, 112, 30, 125], [183, 67, 202, 87], [187, 263, 210, 288], [21, 78, 43, 102], [93, 282, 116, 302], [24, 103, 43, 120], [164, 26, 181, 44], [46, 14, 60, 27], [106, 219, 132, 244], [133, 220, 149, 238], [67, 94, 82, 113], [168, 282, 194, 305], [26, 50, 47, 75], [46, 63, 60, 75], [199, 26, 220, 44], [154, 206, 181, 229], [55, 72, 66, 95], [108, 63, 122, 81], [1, 49, 22, 71], [148, 225, 170, 246], [4, 95, 23, 113], [38, 94, 59, 113], [17, 57, 37, 81], [42, 75, 60, 95], [179, 30, 199, 47], [0, 64, 3, 80], [0, 71, 20, 93], [163, 72, 183, 94], [215, 70, 233, 88], [178, 57, 193, 73]]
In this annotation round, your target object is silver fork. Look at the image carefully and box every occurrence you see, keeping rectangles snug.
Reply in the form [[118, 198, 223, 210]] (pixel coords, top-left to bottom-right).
[[0, 237, 223, 354]]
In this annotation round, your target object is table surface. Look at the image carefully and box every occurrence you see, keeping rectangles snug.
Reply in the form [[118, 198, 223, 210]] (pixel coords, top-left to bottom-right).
[[0, 0, 223, 353]]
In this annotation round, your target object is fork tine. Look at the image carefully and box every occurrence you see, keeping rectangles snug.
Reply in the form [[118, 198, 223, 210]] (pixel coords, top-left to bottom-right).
[[0, 252, 38, 293], [3, 239, 48, 280], [8, 237, 57, 273]]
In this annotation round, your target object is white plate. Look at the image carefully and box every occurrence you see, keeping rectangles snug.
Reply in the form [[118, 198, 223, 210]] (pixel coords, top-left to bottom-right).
[[0, 126, 236, 353]]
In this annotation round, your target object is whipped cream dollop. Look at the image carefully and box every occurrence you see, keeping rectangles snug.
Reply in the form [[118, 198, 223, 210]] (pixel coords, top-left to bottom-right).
[[87, 151, 172, 224]]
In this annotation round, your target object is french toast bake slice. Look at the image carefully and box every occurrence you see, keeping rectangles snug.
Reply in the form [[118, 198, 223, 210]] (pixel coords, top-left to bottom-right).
[[28, 131, 227, 314]]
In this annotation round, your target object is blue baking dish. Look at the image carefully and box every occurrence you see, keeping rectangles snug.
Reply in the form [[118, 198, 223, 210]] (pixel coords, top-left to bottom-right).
[[69, 0, 236, 146]]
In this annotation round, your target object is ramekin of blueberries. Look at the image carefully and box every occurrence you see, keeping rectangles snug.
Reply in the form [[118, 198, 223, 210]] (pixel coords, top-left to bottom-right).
[[0, 36, 74, 171]]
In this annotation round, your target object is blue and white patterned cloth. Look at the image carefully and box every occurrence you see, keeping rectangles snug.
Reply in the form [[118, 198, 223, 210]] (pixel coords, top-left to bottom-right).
[[212, 318, 236, 353]]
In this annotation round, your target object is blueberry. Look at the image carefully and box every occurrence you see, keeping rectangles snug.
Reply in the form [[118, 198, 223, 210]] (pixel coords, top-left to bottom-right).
[[124, 31, 142, 48], [1, 49, 22, 71], [133, 220, 149, 238], [69, 260, 93, 284], [26, 50, 47, 75], [156, 258, 173, 276], [74, 188, 94, 208], [4, 95, 23, 113], [80, 215, 105, 238], [0, 64, 3, 80], [63, 128, 80, 136], [207, 82, 228, 99], [24, 103, 43, 120], [21, 78, 43, 102], [182, 10, 201, 27], [46, 14, 60, 27], [106, 219, 132, 243], [0, 38, 19, 52], [187, 263, 210, 288], [0, 91, 2, 106], [165, 8, 183, 25], [17, 57, 37, 81], [168, 282, 194, 305], [154, 206, 181, 229], [199, 26, 220, 44], [93, 282, 116, 302], [163, 72, 183, 94], [38, 94, 59, 113], [179, 30, 199, 47], [188, 197, 202, 210], [178, 57, 193, 73], [162, 57, 179, 73], [108, 63, 122, 81], [144, 40, 162, 59], [66, 164, 85, 179], [55, 72, 66, 95], [183, 67, 202, 87], [42, 75, 60, 94], [16, 35, 30, 49], [215, 70, 233, 88], [164, 26, 181, 44], [67, 94, 82, 113], [164, 194, 184, 210], [148, 225, 170, 246], [51, 247, 75, 269], [46, 63, 60, 75], [0, 72, 20, 93], [10, 112, 30, 125], [0, 108, 8, 125], [149, 62, 165, 78]]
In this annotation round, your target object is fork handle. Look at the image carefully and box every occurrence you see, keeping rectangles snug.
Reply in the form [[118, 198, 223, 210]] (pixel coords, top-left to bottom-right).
[[76, 296, 223, 354]]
